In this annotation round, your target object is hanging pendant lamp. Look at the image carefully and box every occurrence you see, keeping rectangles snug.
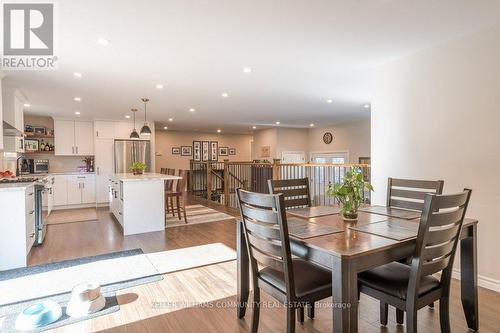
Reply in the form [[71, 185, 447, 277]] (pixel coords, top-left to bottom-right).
[[130, 108, 140, 138], [140, 97, 152, 135]]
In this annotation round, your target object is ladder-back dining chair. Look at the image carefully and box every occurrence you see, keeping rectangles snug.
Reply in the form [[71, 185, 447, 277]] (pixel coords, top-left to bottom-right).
[[387, 177, 444, 211], [267, 178, 311, 209], [236, 188, 332, 333], [358, 189, 472, 333], [165, 169, 188, 223]]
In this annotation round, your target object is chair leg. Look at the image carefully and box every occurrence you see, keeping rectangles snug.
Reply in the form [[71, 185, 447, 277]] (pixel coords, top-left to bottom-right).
[[176, 196, 181, 220], [250, 288, 260, 333], [396, 308, 404, 324], [306, 302, 315, 319], [165, 196, 170, 213], [380, 302, 388, 326], [439, 297, 451, 333], [286, 306, 296, 333], [169, 197, 175, 216], [406, 309, 417, 333], [297, 306, 304, 323]]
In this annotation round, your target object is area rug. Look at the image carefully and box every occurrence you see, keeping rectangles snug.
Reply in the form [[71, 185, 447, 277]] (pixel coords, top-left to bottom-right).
[[145, 243, 236, 274], [0, 249, 161, 307], [165, 204, 235, 228], [46, 208, 98, 225]]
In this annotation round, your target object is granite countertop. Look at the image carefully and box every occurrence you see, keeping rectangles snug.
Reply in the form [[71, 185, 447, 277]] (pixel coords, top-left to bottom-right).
[[113, 173, 181, 182]]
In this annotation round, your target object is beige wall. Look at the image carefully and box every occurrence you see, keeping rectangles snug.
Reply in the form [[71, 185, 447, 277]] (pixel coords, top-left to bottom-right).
[[371, 24, 500, 291], [276, 128, 309, 159], [251, 128, 277, 160], [308, 119, 370, 163], [155, 130, 253, 171]]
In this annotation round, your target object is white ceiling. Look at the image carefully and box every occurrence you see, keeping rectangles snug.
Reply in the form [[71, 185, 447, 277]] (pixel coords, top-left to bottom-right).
[[5, 0, 500, 133]]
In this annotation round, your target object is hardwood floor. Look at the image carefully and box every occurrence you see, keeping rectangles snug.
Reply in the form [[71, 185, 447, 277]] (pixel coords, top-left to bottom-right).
[[27, 199, 500, 333]]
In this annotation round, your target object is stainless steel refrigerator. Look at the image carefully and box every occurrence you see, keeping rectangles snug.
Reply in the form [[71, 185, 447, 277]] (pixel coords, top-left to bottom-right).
[[114, 139, 151, 173]]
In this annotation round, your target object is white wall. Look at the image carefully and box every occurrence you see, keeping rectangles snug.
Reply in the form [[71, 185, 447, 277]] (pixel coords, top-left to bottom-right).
[[372, 24, 500, 290]]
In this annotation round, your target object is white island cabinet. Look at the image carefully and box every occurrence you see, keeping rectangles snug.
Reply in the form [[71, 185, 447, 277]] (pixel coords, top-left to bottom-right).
[[110, 173, 180, 236]]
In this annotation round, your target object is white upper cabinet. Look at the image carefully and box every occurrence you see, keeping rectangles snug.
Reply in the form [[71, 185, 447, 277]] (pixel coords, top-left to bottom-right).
[[54, 119, 93, 156], [94, 121, 115, 139], [74, 121, 94, 155], [114, 121, 134, 139]]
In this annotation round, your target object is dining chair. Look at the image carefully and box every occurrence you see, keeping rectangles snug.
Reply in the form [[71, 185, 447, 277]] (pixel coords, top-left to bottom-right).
[[236, 188, 332, 333], [165, 169, 188, 223], [267, 178, 311, 209], [164, 168, 176, 214], [387, 177, 444, 211], [358, 189, 472, 333]]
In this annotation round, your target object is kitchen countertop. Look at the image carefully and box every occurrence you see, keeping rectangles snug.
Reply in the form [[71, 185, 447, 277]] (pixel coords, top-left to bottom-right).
[[113, 173, 181, 182], [23, 171, 96, 176], [0, 182, 36, 191]]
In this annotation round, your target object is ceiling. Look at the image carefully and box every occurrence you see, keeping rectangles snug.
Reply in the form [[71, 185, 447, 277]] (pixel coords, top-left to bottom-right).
[[4, 0, 500, 133]]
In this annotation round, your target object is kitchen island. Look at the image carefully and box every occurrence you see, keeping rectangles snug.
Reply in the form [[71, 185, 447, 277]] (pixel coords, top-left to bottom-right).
[[109, 173, 181, 235]]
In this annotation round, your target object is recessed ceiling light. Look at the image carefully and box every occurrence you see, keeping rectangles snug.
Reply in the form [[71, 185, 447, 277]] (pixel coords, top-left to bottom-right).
[[125, 115, 131, 119], [189, 108, 195, 112], [364, 104, 370, 108], [74, 97, 82, 102], [252, 126, 257, 129], [243, 67, 252, 73], [168, 118, 173, 122], [97, 37, 110, 45], [74, 111, 81, 115], [156, 84, 164, 89], [73, 72, 82, 78], [163, 126, 168, 130], [275, 121, 280, 125], [221, 92, 228, 98], [23, 103, 31, 108], [326, 99, 333, 104], [309, 123, 315, 127], [217, 129, 221, 133]]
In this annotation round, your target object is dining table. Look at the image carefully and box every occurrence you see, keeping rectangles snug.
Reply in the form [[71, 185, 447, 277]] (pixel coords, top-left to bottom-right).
[[236, 206, 479, 333]]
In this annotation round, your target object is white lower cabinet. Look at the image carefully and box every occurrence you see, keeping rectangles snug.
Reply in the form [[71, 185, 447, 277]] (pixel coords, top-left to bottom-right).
[[53, 174, 96, 208]]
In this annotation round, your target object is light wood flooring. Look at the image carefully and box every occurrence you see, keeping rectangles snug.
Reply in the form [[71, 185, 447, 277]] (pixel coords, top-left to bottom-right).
[[27, 199, 500, 333]]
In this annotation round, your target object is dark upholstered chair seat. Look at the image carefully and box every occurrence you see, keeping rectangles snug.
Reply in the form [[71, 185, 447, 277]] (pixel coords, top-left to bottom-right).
[[259, 259, 331, 298], [358, 262, 440, 300]]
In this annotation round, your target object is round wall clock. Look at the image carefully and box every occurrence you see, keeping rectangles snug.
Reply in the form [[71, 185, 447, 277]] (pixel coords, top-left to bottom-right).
[[323, 132, 333, 144]]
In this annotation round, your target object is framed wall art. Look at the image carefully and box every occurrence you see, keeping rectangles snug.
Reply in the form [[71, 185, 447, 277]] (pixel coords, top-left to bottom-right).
[[219, 147, 229, 156], [181, 146, 192, 156], [202, 141, 210, 161], [172, 147, 181, 155], [193, 141, 201, 161], [229, 148, 236, 155], [261, 145, 270, 158], [210, 141, 218, 161]]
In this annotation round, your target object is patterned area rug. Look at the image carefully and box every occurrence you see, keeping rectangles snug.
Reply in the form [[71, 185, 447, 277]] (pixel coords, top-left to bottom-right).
[[46, 208, 98, 225], [166, 204, 234, 228]]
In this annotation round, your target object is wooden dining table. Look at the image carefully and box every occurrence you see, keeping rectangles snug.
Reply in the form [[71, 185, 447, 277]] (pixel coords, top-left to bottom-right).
[[236, 207, 479, 333]]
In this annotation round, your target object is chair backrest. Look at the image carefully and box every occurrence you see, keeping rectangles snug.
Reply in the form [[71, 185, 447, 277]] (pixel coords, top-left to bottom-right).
[[236, 188, 295, 298], [267, 178, 311, 209], [176, 169, 188, 193], [408, 189, 472, 300], [386, 178, 444, 211]]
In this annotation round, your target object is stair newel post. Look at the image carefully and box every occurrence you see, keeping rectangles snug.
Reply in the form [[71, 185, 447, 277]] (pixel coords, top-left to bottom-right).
[[206, 162, 212, 201], [223, 159, 230, 207], [272, 158, 281, 181]]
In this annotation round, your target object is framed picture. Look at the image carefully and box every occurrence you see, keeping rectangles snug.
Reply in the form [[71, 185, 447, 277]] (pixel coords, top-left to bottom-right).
[[34, 127, 46, 135], [202, 141, 209, 161], [219, 147, 229, 156], [210, 141, 218, 161], [193, 141, 201, 161], [261, 145, 271, 158], [172, 147, 181, 155], [181, 146, 192, 156], [25, 139, 39, 152], [229, 148, 236, 155]]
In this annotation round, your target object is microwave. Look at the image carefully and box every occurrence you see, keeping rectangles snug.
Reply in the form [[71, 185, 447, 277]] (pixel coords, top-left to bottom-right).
[[34, 159, 49, 174]]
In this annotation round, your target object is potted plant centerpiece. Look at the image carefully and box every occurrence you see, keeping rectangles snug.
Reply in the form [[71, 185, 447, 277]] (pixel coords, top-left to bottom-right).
[[131, 161, 146, 175], [326, 168, 373, 221]]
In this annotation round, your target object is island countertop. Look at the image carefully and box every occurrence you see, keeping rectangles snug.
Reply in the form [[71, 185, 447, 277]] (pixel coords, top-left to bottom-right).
[[113, 173, 181, 181]]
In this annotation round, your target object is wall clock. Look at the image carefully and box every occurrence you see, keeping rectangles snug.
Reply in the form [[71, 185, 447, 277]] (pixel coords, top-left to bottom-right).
[[323, 132, 333, 144]]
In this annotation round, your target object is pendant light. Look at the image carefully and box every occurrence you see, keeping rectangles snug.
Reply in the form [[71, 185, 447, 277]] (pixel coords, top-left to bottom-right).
[[130, 108, 140, 138], [140, 97, 152, 135]]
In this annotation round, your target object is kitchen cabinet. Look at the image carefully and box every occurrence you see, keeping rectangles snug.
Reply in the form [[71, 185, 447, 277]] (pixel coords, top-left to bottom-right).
[[53, 174, 68, 206], [54, 120, 94, 156], [95, 138, 114, 203], [3, 88, 26, 132], [67, 174, 95, 205], [3, 136, 24, 153], [94, 121, 115, 139], [114, 122, 134, 139]]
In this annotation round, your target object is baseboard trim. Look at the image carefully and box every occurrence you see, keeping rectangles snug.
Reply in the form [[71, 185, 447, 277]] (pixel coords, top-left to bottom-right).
[[452, 268, 500, 293]]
